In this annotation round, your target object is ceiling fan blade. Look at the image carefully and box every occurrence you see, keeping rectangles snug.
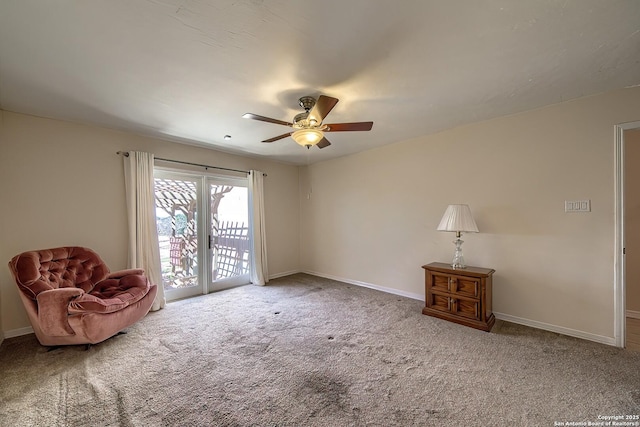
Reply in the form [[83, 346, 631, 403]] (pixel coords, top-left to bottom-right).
[[262, 132, 292, 143], [316, 137, 332, 149], [243, 113, 293, 127], [325, 122, 374, 132], [308, 95, 339, 125]]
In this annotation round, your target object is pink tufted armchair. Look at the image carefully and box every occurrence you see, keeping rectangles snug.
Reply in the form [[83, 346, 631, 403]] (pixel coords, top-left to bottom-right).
[[8, 246, 157, 347]]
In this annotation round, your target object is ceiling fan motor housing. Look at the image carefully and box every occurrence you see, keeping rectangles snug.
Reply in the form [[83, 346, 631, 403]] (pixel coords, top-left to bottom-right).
[[293, 112, 309, 126], [298, 96, 316, 112]]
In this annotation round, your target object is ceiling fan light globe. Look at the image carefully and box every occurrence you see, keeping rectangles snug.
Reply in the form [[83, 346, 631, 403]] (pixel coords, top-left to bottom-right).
[[292, 129, 323, 147]]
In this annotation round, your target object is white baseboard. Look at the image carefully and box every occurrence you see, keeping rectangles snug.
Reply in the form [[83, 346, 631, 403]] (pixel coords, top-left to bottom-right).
[[302, 270, 424, 301], [3, 326, 34, 339], [303, 270, 617, 347], [4, 274, 620, 347], [269, 270, 301, 280], [493, 312, 616, 346]]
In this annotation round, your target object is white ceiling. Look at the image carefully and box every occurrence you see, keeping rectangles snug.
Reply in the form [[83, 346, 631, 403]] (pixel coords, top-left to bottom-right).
[[1, 1, 639, 165]]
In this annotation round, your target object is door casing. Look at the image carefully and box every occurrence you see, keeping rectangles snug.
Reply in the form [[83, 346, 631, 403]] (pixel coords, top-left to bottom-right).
[[614, 120, 640, 347]]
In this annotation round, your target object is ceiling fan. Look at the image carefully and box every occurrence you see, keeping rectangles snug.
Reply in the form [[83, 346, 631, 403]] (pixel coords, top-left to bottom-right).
[[242, 95, 373, 149]]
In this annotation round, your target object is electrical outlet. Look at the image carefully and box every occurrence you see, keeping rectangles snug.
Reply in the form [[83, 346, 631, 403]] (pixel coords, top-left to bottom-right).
[[565, 200, 591, 212]]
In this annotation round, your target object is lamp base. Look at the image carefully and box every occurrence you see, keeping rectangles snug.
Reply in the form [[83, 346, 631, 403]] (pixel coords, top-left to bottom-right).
[[451, 237, 466, 269]]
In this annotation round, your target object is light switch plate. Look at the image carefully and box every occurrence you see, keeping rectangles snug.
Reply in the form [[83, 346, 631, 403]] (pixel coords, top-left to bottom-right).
[[565, 200, 591, 212]]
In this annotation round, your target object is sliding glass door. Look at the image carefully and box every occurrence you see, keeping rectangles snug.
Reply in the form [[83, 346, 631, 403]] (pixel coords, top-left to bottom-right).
[[155, 172, 203, 300], [208, 179, 249, 290], [154, 170, 250, 301]]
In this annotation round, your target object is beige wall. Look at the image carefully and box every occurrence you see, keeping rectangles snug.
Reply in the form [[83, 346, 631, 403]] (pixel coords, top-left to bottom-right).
[[3, 87, 640, 343], [0, 110, 300, 333], [300, 87, 640, 343], [625, 128, 640, 313]]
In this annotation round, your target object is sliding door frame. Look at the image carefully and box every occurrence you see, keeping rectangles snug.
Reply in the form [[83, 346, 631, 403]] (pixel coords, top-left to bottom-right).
[[154, 168, 207, 301], [155, 165, 250, 300], [206, 175, 251, 292]]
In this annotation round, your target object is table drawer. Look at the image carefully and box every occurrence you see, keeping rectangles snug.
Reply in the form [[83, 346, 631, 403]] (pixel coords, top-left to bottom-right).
[[431, 273, 451, 292], [427, 292, 450, 313], [452, 297, 480, 321], [450, 276, 479, 298]]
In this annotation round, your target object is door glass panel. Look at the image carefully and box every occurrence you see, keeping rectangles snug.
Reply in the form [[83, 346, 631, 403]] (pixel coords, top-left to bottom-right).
[[155, 176, 200, 298], [209, 183, 249, 287]]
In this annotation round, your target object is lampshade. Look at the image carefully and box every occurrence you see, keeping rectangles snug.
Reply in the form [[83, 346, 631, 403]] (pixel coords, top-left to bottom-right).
[[437, 204, 479, 233], [292, 129, 324, 147]]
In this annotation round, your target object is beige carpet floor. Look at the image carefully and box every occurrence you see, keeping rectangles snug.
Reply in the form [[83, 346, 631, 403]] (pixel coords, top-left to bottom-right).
[[1, 273, 639, 426]]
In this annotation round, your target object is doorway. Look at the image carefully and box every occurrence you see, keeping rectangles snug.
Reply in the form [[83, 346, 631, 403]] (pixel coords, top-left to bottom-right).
[[623, 127, 640, 351], [614, 121, 640, 350], [154, 170, 250, 301]]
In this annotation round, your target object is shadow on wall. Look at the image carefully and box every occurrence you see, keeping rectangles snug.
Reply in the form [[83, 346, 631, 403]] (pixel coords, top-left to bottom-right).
[[476, 205, 542, 236]]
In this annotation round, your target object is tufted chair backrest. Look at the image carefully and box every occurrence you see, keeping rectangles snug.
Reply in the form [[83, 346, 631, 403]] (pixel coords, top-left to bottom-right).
[[8, 247, 110, 300]]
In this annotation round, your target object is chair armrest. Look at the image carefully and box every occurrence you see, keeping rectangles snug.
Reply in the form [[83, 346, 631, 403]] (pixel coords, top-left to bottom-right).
[[107, 268, 145, 279], [70, 275, 150, 314], [36, 288, 84, 336]]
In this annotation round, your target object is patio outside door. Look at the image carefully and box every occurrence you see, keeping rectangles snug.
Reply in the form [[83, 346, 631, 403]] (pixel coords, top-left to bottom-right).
[[208, 178, 250, 291], [154, 171, 250, 301], [155, 172, 203, 300]]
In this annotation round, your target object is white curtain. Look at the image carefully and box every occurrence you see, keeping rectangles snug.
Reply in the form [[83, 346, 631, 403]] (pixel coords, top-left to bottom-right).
[[123, 151, 166, 310], [248, 170, 269, 286]]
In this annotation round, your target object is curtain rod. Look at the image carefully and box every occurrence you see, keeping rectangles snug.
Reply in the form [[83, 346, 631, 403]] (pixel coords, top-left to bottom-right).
[[116, 151, 266, 176]]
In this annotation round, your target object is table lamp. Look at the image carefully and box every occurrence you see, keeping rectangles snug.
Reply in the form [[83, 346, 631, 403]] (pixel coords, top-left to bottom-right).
[[437, 204, 479, 269]]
